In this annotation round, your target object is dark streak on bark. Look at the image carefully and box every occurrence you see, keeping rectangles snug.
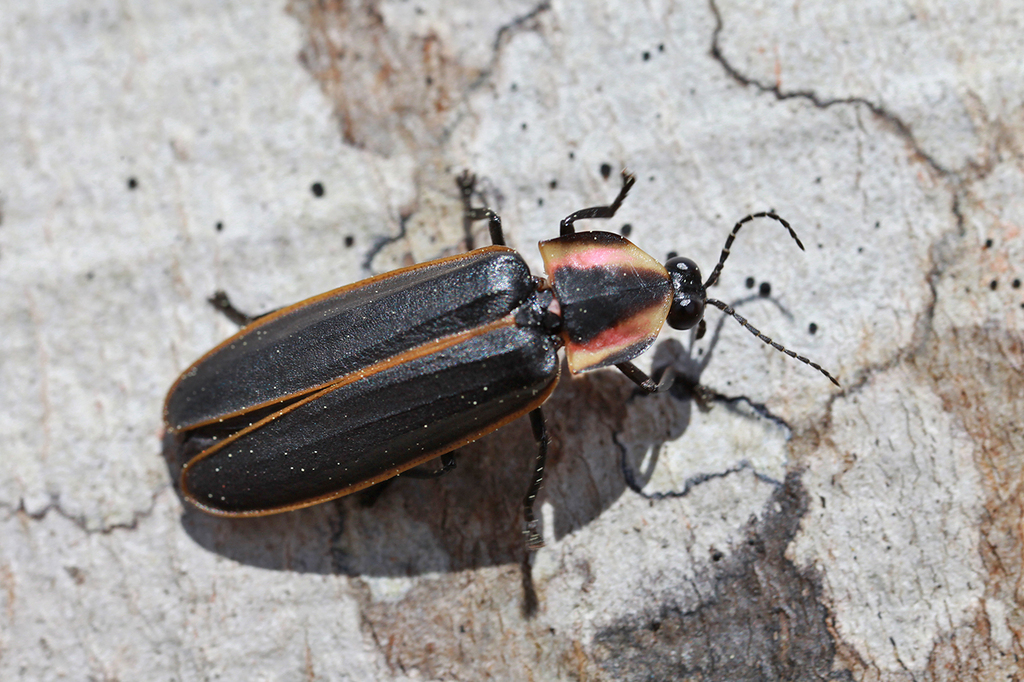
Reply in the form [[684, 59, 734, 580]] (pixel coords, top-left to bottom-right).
[[592, 473, 852, 682]]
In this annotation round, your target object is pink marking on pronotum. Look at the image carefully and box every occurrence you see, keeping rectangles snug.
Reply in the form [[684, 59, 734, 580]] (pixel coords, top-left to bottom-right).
[[552, 244, 636, 272], [567, 308, 665, 372]]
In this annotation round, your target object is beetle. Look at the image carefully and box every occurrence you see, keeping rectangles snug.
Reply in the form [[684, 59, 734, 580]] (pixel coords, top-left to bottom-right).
[[164, 171, 837, 549]]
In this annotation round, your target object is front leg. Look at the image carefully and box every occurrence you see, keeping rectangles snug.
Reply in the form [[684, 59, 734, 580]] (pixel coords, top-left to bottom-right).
[[615, 360, 676, 393], [559, 171, 636, 236]]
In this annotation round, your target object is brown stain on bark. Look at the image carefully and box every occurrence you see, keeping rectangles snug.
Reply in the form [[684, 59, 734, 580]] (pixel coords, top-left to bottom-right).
[[353, 564, 582, 680], [286, 0, 476, 157], [916, 326, 1024, 680]]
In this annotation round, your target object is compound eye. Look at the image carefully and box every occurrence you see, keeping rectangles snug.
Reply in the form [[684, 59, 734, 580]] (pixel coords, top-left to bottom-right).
[[665, 256, 705, 330], [665, 256, 700, 277], [667, 297, 704, 330]]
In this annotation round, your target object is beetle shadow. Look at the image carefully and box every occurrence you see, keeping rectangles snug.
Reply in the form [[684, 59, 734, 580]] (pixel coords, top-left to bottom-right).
[[540, 293, 799, 543], [168, 294, 792, 577], [540, 299, 712, 544], [167, 419, 563, 576], [619, 322, 792, 489]]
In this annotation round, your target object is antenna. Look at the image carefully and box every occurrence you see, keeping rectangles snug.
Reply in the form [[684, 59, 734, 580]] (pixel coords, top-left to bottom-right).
[[704, 212, 839, 387], [704, 212, 803, 289]]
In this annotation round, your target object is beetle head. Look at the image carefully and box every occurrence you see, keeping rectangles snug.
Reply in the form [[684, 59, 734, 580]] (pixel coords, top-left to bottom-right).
[[665, 256, 706, 336]]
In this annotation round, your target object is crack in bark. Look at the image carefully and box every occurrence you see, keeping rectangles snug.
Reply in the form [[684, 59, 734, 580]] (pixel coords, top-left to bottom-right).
[[0, 485, 168, 535], [707, 0, 953, 179], [442, 1, 553, 144], [362, 207, 412, 273], [440, 0, 554, 100]]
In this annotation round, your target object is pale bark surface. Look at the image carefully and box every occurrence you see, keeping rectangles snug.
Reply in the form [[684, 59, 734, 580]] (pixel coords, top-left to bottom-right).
[[1, 1, 1021, 680]]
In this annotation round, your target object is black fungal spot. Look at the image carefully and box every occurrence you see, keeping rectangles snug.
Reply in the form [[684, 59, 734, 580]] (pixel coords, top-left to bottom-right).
[[510, 83, 518, 91], [568, 151, 575, 160], [521, 122, 528, 130], [642, 51, 651, 61], [86, 271, 95, 280], [549, 179, 558, 190], [809, 322, 818, 335], [425, 76, 433, 86], [127, 177, 138, 190], [759, 282, 771, 297], [215, 222, 223, 232], [537, 198, 544, 207], [990, 280, 998, 291], [745, 277, 755, 289], [620, 223, 632, 237], [600, 163, 612, 180], [311, 182, 325, 198], [344, 235, 354, 248], [1013, 279, 1021, 289], [658, 44, 665, 52], [814, 177, 822, 184], [984, 238, 993, 248]]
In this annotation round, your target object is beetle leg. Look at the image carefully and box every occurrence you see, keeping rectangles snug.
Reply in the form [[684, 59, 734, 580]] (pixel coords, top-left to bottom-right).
[[359, 452, 457, 507], [614, 360, 676, 393], [207, 290, 274, 327], [523, 408, 549, 551], [558, 170, 636, 236], [358, 479, 392, 507], [457, 171, 506, 247], [401, 452, 458, 479], [207, 291, 283, 326], [439, 451, 458, 474]]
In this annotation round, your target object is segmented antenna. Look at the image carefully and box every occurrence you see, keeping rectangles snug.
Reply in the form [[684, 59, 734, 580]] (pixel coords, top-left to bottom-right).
[[706, 298, 840, 386], [704, 212, 804, 289]]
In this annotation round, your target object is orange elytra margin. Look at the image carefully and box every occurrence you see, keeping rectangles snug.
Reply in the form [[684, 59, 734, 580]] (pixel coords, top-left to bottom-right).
[[164, 245, 517, 433], [179, 314, 560, 517]]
